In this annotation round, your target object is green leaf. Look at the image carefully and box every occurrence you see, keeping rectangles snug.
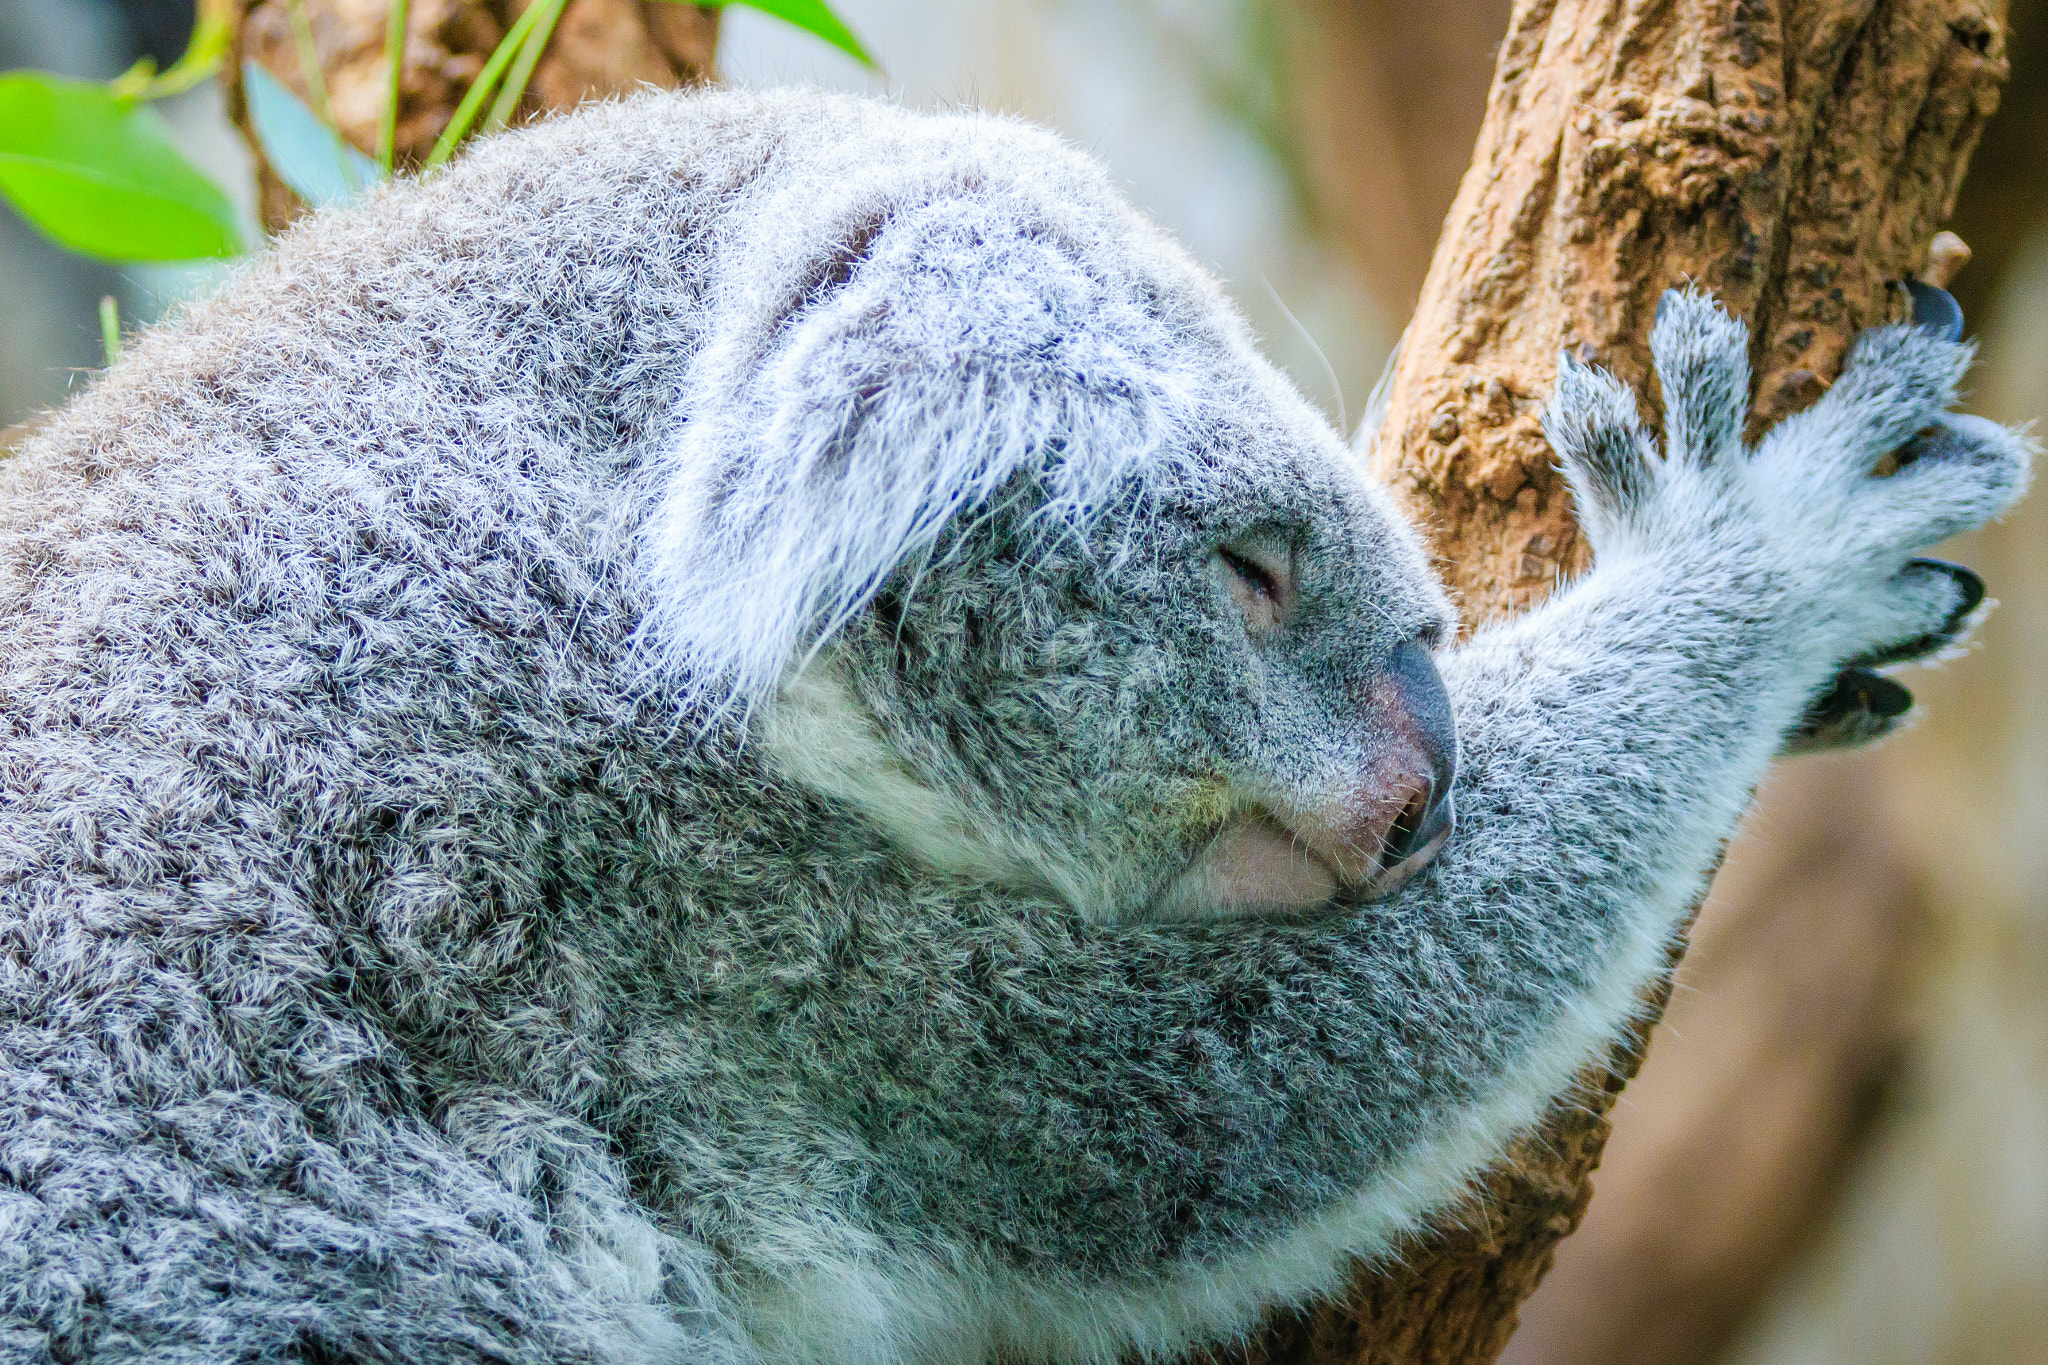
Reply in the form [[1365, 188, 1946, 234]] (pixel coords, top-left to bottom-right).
[[484, 0, 569, 134], [0, 72, 243, 261], [693, 0, 875, 68], [242, 62, 381, 208], [376, 0, 410, 172]]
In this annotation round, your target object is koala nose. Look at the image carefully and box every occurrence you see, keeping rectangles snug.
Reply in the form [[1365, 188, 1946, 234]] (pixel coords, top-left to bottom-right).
[[1377, 778, 1455, 878], [1358, 637, 1458, 897]]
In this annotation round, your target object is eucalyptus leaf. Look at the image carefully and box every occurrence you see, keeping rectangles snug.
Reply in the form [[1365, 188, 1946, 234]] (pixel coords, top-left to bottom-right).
[[243, 61, 381, 208], [693, 0, 874, 68], [0, 72, 243, 261]]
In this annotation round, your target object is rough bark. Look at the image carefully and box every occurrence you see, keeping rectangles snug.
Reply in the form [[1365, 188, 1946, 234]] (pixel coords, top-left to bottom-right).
[[226, 0, 719, 231], [1200, 0, 2008, 1359], [1364, 0, 2006, 616]]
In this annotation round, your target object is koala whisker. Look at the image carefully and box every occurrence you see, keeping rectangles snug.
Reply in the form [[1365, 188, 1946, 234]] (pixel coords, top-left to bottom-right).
[[1262, 274, 1346, 436]]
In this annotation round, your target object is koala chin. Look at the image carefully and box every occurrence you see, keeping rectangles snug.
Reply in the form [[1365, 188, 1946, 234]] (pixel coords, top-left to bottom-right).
[[0, 85, 2028, 1365]]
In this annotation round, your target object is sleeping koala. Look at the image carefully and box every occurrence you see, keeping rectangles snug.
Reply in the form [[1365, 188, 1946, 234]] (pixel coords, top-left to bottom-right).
[[0, 86, 2027, 1365]]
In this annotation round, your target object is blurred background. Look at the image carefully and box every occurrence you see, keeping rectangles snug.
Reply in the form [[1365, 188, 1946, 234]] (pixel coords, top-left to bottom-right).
[[4, 1, 2044, 1360]]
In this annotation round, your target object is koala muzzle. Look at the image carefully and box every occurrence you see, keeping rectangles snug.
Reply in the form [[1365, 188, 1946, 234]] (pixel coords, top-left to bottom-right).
[[1352, 637, 1458, 898], [1156, 640, 1459, 918], [1261, 637, 1458, 903]]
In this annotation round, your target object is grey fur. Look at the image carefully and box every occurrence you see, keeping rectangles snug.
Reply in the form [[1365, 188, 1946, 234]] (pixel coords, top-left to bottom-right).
[[0, 87, 2030, 1365]]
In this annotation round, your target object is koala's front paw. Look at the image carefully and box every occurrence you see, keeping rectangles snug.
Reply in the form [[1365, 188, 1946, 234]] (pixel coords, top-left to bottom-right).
[[1545, 285, 2033, 750], [1753, 285, 2027, 744]]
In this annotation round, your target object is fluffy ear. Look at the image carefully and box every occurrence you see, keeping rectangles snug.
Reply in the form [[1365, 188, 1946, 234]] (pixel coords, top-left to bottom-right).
[[633, 198, 1187, 727]]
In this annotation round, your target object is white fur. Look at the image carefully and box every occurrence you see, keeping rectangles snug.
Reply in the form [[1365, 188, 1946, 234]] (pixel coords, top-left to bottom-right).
[[764, 662, 1061, 900]]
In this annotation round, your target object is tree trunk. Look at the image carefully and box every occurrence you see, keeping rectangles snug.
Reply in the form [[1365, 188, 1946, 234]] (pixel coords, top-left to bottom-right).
[[1212, 0, 2008, 1360], [225, 0, 718, 231], [1369, 0, 2007, 613]]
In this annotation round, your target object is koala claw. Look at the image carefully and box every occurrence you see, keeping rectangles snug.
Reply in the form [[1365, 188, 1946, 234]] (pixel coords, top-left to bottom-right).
[[1784, 557, 1985, 754], [1785, 666, 1916, 753], [1907, 278, 1965, 341], [1848, 558, 1987, 669]]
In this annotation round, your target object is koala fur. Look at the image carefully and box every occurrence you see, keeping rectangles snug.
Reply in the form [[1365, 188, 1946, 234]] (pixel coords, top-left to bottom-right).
[[0, 86, 2030, 1365]]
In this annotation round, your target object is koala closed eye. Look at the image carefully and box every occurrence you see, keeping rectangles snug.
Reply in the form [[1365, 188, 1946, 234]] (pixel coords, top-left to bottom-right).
[[1215, 538, 1297, 633]]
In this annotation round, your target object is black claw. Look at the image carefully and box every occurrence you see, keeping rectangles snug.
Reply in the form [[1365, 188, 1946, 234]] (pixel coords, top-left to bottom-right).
[[1787, 666, 1916, 753], [1815, 666, 1914, 719], [1906, 279, 1964, 341], [1927, 556, 1987, 626], [1849, 559, 1987, 667], [1861, 668, 1914, 718]]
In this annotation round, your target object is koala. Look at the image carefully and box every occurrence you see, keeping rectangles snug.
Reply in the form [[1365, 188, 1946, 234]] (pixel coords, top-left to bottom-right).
[[0, 85, 2029, 1365]]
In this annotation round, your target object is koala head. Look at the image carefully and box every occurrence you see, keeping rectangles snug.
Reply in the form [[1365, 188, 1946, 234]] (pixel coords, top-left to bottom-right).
[[638, 106, 1456, 921]]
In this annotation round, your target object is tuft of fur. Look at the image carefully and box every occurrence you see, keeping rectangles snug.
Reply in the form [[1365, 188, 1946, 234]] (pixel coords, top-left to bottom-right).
[[0, 87, 2030, 1365]]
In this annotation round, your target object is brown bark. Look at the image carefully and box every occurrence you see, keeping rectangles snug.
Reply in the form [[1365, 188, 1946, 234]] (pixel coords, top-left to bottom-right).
[[1212, 0, 2008, 1359], [225, 0, 719, 231], [1369, 0, 2007, 618]]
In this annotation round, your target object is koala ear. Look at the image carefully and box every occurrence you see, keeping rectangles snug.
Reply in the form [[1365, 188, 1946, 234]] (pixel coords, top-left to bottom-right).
[[633, 223, 1172, 729]]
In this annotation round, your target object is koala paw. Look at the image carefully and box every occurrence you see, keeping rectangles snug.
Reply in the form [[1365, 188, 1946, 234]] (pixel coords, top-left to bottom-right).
[[1541, 286, 1755, 553], [1545, 284, 2033, 750]]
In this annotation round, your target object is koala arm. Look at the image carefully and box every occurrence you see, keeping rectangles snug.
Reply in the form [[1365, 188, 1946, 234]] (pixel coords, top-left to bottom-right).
[[714, 294, 2028, 1365]]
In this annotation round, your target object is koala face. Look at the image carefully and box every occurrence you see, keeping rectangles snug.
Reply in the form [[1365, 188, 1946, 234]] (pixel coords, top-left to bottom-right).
[[807, 381, 1458, 924], [641, 114, 1458, 922]]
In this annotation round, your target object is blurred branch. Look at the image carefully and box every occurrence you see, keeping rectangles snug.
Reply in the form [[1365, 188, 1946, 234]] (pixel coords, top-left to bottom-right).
[[110, 0, 234, 100], [1501, 753, 1927, 1365], [225, 0, 721, 230], [1943, 0, 2048, 319]]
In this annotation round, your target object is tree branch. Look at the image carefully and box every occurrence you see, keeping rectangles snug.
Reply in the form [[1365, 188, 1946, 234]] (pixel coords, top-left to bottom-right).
[[1370, 0, 2006, 616]]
